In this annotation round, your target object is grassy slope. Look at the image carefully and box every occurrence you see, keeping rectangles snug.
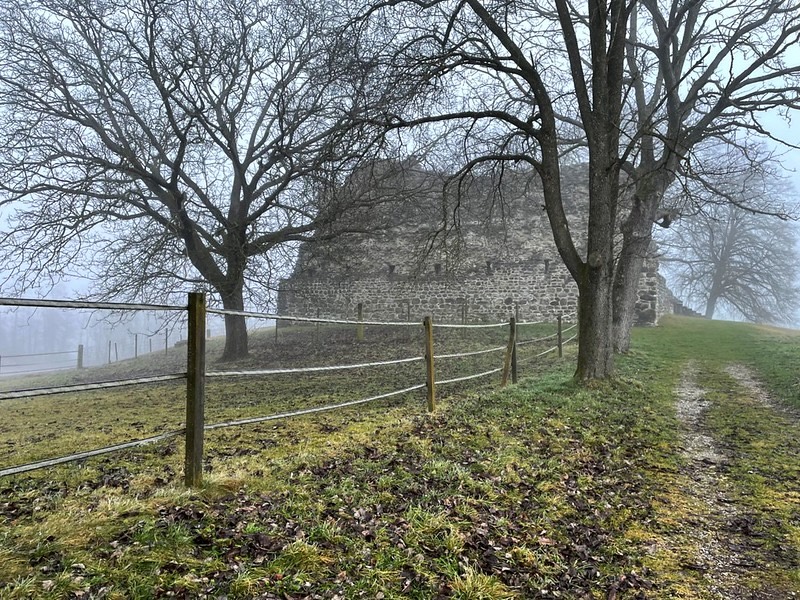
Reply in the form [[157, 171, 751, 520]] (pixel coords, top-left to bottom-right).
[[0, 316, 798, 599]]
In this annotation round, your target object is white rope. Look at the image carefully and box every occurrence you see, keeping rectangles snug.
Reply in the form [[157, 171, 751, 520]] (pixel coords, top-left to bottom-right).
[[564, 334, 578, 344], [0, 429, 184, 477], [210, 308, 512, 329], [207, 355, 424, 378], [433, 321, 506, 329], [0, 297, 184, 311], [516, 320, 548, 326], [1, 350, 77, 358], [208, 307, 417, 327], [534, 346, 558, 358], [0, 366, 74, 375], [204, 383, 426, 431], [516, 345, 559, 366], [516, 332, 558, 346], [436, 345, 506, 360], [437, 367, 502, 386], [0, 374, 187, 401], [562, 323, 578, 333]]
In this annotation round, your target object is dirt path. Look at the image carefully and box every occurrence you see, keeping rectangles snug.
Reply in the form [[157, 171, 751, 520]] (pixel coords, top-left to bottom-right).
[[672, 364, 791, 599], [724, 363, 800, 421]]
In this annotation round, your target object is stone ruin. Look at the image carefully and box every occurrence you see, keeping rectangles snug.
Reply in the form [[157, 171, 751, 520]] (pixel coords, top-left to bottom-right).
[[278, 161, 683, 325]]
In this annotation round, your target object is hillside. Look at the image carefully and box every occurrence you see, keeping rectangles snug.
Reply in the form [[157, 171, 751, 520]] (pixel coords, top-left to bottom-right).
[[1, 316, 799, 598]]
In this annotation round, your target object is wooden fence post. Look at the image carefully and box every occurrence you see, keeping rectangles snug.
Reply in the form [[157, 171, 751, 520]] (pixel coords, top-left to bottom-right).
[[165, 331, 169, 355], [107, 340, 112, 364], [501, 316, 517, 387], [557, 314, 563, 358], [134, 334, 138, 358], [77, 345, 84, 369], [185, 292, 206, 487], [423, 316, 435, 412], [356, 302, 364, 341], [114, 342, 119, 362], [511, 319, 518, 384]]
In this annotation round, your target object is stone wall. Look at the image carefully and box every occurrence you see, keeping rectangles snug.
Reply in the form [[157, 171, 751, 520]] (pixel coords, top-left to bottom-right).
[[278, 263, 579, 324], [278, 161, 682, 326], [279, 259, 674, 325]]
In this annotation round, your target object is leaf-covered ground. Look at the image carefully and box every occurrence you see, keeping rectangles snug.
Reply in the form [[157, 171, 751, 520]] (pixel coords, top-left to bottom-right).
[[1, 316, 799, 598]]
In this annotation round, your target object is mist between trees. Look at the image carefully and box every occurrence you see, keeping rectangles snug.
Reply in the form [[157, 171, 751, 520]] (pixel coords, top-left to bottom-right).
[[1, 0, 800, 380], [657, 153, 800, 325]]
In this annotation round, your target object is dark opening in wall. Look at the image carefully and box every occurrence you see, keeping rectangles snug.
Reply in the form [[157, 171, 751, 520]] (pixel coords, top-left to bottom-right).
[[486, 260, 492, 274], [388, 264, 396, 275], [544, 259, 550, 274], [434, 263, 442, 275]]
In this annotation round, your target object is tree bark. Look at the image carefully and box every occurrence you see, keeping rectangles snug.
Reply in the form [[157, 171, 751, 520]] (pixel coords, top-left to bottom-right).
[[220, 285, 249, 361], [704, 293, 718, 319], [612, 172, 671, 353], [612, 198, 655, 353], [575, 264, 615, 379], [574, 151, 619, 380]]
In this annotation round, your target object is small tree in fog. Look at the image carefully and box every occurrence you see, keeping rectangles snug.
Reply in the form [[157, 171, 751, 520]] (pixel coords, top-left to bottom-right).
[[0, 0, 403, 360], [660, 175, 800, 323]]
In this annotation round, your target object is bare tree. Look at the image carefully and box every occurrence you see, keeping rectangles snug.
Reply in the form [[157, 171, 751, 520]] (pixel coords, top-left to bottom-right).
[[611, 0, 800, 352], [660, 178, 800, 323], [0, 0, 403, 360], [360, 0, 632, 379], [361, 0, 800, 378]]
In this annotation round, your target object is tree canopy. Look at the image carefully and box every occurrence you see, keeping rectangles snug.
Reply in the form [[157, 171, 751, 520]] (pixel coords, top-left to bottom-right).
[[0, 0, 407, 359]]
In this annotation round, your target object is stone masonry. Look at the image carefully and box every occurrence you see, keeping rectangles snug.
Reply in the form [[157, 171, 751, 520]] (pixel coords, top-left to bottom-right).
[[278, 161, 677, 325]]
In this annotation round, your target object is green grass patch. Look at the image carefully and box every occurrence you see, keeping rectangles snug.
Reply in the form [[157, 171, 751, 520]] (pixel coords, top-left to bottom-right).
[[1, 316, 799, 598]]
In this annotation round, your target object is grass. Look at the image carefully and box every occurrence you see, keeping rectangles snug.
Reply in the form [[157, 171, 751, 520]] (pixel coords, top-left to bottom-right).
[[0, 315, 798, 598]]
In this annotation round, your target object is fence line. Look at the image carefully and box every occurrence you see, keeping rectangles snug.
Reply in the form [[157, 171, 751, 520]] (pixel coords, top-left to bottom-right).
[[0, 294, 577, 484], [0, 374, 187, 401], [207, 355, 424, 379], [516, 332, 559, 346], [204, 384, 428, 431], [2, 360, 74, 368], [432, 321, 507, 329], [0, 429, 184, 477], [0, 366, 74, 376], [0, 297, 183, 311], [1, 349, 77, 359], [208, 307, 417, 327], [438, 367, 503, 386], [436, 345, 507, 360]]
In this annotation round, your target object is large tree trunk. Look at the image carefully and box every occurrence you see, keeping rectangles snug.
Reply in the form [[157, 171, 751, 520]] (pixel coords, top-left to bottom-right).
[[574, 155, 619, 380], [612, 171, 671, 353], [220, 285, 249, 361], [575, 265, 615, 379], [612, 199, 653, 353], [704, 294, 718, 319]]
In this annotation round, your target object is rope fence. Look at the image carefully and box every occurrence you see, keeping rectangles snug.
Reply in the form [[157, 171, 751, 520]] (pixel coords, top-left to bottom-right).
[[206, 355, 424, 379], [1, 349, 77, 359], [0, 294, 579, 486], [0, 374, 188, 401], [204, 384, 427, 431], [437, 367, 503, 386], [0, 429, 184, 478]]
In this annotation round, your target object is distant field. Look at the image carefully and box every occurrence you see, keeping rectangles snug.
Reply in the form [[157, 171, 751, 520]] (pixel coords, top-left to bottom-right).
[[0, 316, 798, 599]]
